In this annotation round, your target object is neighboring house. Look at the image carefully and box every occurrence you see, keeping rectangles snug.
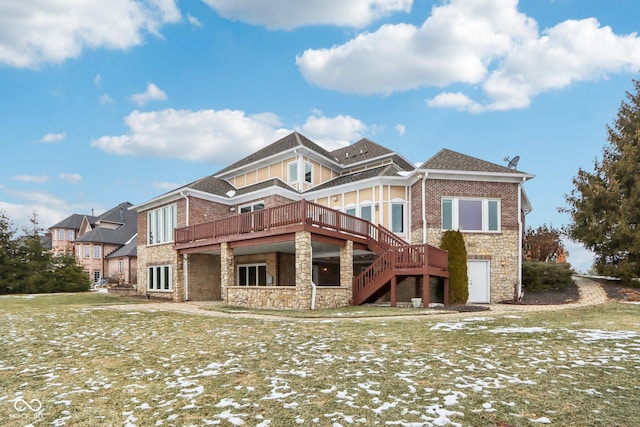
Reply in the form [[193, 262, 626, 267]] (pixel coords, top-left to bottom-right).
[[50, 203, 138, 285], [50, 214, 94, 256], [132, 132, 533, 309]]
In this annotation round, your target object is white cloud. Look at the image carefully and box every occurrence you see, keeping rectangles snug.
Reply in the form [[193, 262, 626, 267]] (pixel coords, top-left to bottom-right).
[[130, 83, 168, 106], [0, 0, 181, 68], [297, 113, 367, 150], [91, 108, 371, 163], [98, 93, 115, 105], [38, 132, 67, 143], [94, 73, 103, 87], [91, 108, 290, 164], [200, 0, 412, 30], [395, 124, 406, 136], [297, 0, 640, 111], [13, 175, 50, 183], [187, 14, 202, 27], [59, 173, 83, 184], [426, 92, 484, 113]]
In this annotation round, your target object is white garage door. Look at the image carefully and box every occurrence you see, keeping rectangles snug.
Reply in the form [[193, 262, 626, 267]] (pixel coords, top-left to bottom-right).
[[467, 260, 490, 303]]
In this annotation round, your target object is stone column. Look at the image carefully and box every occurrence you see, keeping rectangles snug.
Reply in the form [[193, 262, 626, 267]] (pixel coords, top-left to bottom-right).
[[295, 231, 312, 309], [340, 240, 354, 305], [220, 242, 234, 304], [174, 252, 185, 302]]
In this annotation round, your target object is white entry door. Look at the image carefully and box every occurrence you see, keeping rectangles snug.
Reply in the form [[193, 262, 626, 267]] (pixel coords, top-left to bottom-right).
[[467, 260, 490, 303]]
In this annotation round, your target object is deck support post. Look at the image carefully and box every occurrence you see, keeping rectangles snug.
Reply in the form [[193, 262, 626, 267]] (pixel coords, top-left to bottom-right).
[[390, 276, 397, 307], [220, 242, 234, 304], [422, 274, 429, 308], [443, 277, 450, 305]]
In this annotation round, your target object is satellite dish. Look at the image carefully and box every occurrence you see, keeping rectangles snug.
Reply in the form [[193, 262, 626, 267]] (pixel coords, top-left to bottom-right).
[[503, 155, 520, 169], [226, 190, 236, 198]]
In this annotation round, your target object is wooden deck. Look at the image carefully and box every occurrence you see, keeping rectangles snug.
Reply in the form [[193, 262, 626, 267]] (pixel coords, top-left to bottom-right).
[[174, 199, 449, 306]]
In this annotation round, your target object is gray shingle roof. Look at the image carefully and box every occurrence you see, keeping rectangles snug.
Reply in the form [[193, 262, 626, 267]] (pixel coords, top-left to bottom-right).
[[107, 238, 137, 258], [330, 138, 392, 164], [50, 213, 96, 230], [420, 149, 525, 174], [216, 132, 334, 176], [74, 202, 137, 245]]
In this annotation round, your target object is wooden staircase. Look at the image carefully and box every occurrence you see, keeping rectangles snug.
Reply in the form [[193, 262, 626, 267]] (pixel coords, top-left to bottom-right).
[[351, 232, 449, 306]]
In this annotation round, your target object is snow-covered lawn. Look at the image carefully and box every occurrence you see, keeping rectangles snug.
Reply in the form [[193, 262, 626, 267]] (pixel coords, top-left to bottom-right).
[[0, 296, 639, 426]]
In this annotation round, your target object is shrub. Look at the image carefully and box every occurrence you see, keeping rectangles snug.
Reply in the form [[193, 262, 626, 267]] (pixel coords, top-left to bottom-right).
[[522, 261, 574, 292], [440, 230, 469, 304]]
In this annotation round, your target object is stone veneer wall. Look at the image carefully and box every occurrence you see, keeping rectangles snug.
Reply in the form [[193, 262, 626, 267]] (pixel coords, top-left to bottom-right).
[[225, 231, 353, 310], [136, 243, 183, 301], [413, 228, 520, 303], [187, 253, 221, 301], [227, 286, 297, 309]]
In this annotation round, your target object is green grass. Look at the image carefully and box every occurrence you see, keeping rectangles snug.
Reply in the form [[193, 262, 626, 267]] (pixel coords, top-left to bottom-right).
[[0, 291, 145, 311], [0, 294, 639, 426], [203, 304, 458, 318]]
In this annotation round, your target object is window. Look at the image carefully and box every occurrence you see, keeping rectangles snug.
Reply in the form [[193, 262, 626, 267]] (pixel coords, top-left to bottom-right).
[[67, 230, 74, 240], [345, 206, 356, 216], [360, 205, 372, 222], [118, 260, 124, 274], [93, 245, 101, 259], [93, 271, 101, 283], [304, 162, 313, 184], [391, 203, 404, 233], [287, 162, 297, 183], [237, 264, 267, 286], [442, 197, 500, 232], [83, 245, 90, 258], [240, 202, 265, 213], [147, 265, 173, 291], [287, 161, 313, 185], [147, 204, 177, 245], [58, 230, 65, 240]]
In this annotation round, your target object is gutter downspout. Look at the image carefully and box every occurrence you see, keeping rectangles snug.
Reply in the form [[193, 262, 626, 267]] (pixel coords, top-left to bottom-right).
[[421, 172, 429, 244], [517, 177, 526, 301], [180, 191, 190, 301]]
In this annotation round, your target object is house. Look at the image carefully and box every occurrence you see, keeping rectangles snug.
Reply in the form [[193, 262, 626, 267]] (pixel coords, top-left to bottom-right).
[[50, 202, 138, 286], [50, 213, 92, 256], [132, 132, 533, 309]]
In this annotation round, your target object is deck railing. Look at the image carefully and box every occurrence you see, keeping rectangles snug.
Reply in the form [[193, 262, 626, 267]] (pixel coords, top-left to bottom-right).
[[351, 244, 449, 305], [175, 199, 405, 250]]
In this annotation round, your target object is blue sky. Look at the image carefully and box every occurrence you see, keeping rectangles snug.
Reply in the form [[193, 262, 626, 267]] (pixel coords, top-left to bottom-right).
[[1, 0, 639, 272]]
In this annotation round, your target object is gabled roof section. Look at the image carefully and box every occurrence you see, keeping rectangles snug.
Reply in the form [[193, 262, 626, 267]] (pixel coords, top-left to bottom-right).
[[420, 149, 528, 175], [74, 202, 137, 245], [215, 132, 334, 176], [50, 213, 96, 230], [308, 164, 406, 192], [96, 202, 134, 224], [331, 138, 392, 164], [189, 175, 237, 197], [107, 237, 137, 258], [331, 138, 415, 171]]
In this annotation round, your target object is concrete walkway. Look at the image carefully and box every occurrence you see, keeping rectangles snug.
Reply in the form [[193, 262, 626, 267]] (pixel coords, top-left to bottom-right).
[[104, 276, 610, 321]]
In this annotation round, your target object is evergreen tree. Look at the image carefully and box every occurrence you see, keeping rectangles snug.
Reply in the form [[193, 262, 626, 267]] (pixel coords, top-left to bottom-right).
[[440, 230, 469, 304], [0, 210, 20, 293], [563, 77, 640, 283]]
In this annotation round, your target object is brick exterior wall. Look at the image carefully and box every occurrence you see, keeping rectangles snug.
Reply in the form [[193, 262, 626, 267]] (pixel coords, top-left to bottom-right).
[[410, 178, 522, 303]]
